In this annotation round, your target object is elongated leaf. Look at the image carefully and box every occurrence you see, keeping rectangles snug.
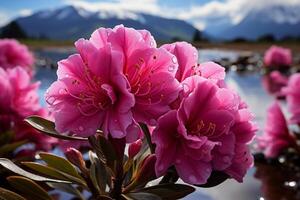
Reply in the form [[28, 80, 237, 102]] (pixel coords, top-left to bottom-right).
[[7, 176, 52, 200], [47, 183, 84, 199], [0, 187, 26, 200], [195, 171, 229, 188], [136, 184, 195, 200], [0, 158, 69, 183], [0, 140, 27, 156], [125, 192, 161, 200], [22, 162, 86, 187], [25, 116, 88, 141], [39, 152, 81, 179]]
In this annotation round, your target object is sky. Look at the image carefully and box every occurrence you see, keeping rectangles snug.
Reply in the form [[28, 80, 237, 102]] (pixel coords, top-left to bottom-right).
[[1, 0, 300, 29]]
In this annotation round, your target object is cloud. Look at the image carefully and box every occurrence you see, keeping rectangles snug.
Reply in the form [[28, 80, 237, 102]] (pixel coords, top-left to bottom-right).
[[19, 9, 33, 17], [64, 0, 161, 15], [0, 10, 10, 26]]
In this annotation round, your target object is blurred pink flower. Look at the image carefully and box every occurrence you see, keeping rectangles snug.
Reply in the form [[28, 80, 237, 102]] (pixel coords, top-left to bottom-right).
[[88, 25, 181, 126], [153, 75, 255, 184], [264, 45, 292, 68], [258, 102, 296, 158], [46, 39, 140, 142], [282, 73, 300, 125], [0, 67, 55, 151], [262, 71, 288, 98], [0, 39, 34, 75]]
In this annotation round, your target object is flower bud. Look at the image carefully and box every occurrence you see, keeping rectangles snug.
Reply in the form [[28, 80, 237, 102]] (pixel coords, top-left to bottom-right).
[[65, 147, 86, 172], [128, 139, 142, 159]]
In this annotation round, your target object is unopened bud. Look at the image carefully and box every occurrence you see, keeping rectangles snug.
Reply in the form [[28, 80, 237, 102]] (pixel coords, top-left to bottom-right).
[[65, 148, 86, 172], [128, 139, 142, 159]]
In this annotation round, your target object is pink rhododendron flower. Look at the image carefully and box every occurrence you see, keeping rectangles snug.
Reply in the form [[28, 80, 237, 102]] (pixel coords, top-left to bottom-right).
[[264, 45, 292, 68], [46, 39, 140, 142], [152, 75, 255, 184], [258, 102, 296, 158], [0, 39, 34, 75], [282, 73, 300, 124], [89, 25, 181, 126], [162, 42, 225, 83], [0, 67, 55, 151], [262, 71, 288, 98]]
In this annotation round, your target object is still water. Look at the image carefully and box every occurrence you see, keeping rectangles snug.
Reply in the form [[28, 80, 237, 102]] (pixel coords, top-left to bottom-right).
[[34, 48, 270, 200]]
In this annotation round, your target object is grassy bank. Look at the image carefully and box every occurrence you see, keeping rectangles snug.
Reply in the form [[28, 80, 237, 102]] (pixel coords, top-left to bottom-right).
[[20, 39, 300, 53]]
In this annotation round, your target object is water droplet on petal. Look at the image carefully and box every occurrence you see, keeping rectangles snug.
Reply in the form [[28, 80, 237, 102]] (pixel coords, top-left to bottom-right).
[[182, 83, 190, 92], [79, 126, 84, 131], [158, 164, 164, 172], [149, 119, 156, 125], [223, 156, 231, 163], [172, 56, 177, 64], [150, 41, 154, 46], [168, 65, 176, 72], [59, 88, 66, 95], [65, 74, 70, 78], [46, 96, 56, 105], [193, 52, 197, 57], [189, 175, 197, 183], [175, 159, 181, 164]]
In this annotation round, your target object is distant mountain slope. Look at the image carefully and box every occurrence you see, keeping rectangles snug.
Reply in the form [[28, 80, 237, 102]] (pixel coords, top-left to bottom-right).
[[221, 5, 300, 40], [2, 5, 199, 41]]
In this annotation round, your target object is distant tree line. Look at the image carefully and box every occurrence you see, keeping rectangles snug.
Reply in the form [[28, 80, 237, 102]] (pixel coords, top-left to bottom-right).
[[231, 33, 300, 43]]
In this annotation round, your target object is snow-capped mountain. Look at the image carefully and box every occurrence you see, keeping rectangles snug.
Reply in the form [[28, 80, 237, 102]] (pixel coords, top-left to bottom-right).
[[4, 5, 198, 41], [220, 5, 300, 40]]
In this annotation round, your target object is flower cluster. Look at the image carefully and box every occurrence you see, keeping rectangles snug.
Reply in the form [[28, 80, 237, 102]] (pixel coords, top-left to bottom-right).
[[46, 25, 256, 185], [0, 39, 34, 75], [0, 39, 55, 155]]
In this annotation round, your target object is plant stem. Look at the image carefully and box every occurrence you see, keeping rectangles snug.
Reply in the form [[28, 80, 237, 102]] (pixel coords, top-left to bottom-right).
[[159, 166, 179, 184], [139, 123, 155, 154], [110, 164, 124, 199]]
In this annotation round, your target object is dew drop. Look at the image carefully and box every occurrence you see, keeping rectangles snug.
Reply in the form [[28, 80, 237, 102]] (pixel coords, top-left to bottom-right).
[[59, 88, 66, 95], [223, 156, 231, 163], [193, 52, 197, 57], [158, 164, 164, 171], [189, 175, 197, 183], [182, 83, 190, 92], [172, 56, 177, 64], [168, 65, 176, 72], [79, 126, 84, 131], [65, 74, 70, 78], [150, 41, 154, 46], [46, 97, 56, 105], [149, 119, 156, 125]]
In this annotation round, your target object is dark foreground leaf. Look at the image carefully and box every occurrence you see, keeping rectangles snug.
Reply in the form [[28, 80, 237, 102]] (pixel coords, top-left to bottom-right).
[[136, 184, 195, 200], [0, 158, 70, 183], [0, 187, 25, 200], [124, 192, 161, 200], [25, 116, 88, 141], [7, 176, 52, 200], [195, 171, 229, 188]]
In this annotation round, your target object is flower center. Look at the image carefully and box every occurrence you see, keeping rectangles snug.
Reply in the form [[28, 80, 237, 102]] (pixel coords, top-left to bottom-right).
[[188, 119, 216, 137]]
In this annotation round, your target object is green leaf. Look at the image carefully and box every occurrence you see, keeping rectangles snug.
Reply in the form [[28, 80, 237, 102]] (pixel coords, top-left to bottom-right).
[[136, 184, 195, 200], [23, 162, 86, 187], [47, 183, 84, 200], [0, 187, 26, 200], [0, 158, 69, 183], [125, 192, 161, 200], [39, 152, 81, 179], [195, 171, 229, 188], [7, 176, 52, 200], [25, 116, 88, 141], [88, 135, 117, 174], [0, 140, 27, 156]]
